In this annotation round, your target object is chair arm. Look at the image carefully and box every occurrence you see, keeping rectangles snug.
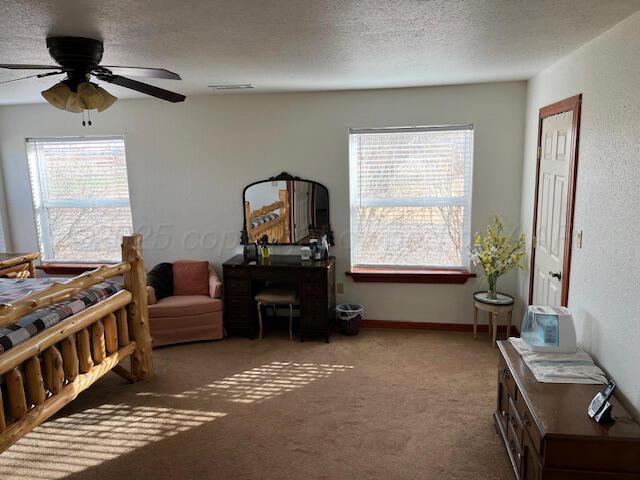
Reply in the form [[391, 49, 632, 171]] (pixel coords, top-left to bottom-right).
[[209, 271, 223, 298], [146, 285, 157, 305]]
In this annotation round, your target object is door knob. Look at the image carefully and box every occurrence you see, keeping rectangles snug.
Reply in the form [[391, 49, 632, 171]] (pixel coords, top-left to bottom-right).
[[549, 271, 562, 280]]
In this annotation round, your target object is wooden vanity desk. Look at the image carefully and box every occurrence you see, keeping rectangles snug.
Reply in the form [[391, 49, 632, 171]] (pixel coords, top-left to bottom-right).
[[222, 255, 336, 342], [495, 340, 640, 479]]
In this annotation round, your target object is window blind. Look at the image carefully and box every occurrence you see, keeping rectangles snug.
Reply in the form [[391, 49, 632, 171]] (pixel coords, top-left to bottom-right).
[[349, 126, 474, 269], [0, 209, 5, 252], [26, 137, 133, 262]]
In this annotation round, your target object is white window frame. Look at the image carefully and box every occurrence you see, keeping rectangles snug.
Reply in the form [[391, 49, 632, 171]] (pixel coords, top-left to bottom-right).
[[349, 125, 474, 270], [0, 209, 6, 252], [26, 136, 132, 262]]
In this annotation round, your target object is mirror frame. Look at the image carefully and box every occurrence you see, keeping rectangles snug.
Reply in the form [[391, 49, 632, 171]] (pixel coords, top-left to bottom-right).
[[240, 171, 334, 246]]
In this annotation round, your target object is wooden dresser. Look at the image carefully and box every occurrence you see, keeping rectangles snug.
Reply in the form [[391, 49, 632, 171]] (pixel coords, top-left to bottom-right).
[[222, 255, 335, 341], [495, 341, 640, 479]]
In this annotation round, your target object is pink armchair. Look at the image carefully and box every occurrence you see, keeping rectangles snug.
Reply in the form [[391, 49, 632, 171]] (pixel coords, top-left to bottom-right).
[[146, 261, 224, 347]]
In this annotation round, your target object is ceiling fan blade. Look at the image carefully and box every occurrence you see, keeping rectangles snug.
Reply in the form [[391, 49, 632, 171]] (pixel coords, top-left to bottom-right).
[[99, 66, 181, 80], [0, 64, 60, 70], [0, 71, 63, 85], [95, 74, 185, 102]]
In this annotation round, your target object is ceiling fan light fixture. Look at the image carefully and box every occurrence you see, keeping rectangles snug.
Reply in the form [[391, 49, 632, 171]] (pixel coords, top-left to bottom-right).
[[77, 82, 100, 108], [41, 82, 72, 110], [41, 80, 118, 113], [64, 91, 85, 113], [77, 81, 117, 111], [95, 85, 117, 112]]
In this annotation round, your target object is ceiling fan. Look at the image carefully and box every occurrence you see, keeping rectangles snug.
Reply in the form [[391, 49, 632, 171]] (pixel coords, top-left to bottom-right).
[[0, 36, 185, 122]]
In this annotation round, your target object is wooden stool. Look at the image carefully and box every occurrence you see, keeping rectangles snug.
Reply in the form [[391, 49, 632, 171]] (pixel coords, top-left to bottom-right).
[[473, 291, 514, 348], [256, 285, 298, 340]]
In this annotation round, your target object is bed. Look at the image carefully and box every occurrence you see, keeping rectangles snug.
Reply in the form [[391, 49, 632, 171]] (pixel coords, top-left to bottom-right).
[[0, 234, 153, 454], [244, 189, 291, 243], [0, 252, 39, 279]]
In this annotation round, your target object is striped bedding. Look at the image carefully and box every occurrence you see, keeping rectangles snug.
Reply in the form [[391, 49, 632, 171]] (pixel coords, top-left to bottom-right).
[[0, 278, 121, 354]]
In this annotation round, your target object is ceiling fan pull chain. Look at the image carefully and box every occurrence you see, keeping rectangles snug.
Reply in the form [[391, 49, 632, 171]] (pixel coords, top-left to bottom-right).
[[81, 109, 86, 127], [87, 109, 92, 126]]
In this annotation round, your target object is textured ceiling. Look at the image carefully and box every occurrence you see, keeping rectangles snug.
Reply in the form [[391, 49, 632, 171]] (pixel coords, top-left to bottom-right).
[[0, 0, 639, 105]]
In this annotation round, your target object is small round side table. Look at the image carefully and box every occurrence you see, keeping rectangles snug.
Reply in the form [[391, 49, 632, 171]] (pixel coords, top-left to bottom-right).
[[473, 291, 514, 348]]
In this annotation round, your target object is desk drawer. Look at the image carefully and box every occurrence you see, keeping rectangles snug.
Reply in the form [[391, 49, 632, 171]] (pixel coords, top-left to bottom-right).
[[226, 296, 252, 319], [252, 268, 297, 282], [224, 267, 249, 279], [302, 269, 326, 284], [226, 277, 250, 296]]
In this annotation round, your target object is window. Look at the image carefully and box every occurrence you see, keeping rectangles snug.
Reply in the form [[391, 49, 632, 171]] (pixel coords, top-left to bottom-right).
[[27, 137, 133, 263], [349, 125, 474, 271], [0, 210, 5, 252]]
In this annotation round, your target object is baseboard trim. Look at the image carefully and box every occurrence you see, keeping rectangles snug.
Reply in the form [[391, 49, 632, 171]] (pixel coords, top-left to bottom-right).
[[361, 319, 520, 336]]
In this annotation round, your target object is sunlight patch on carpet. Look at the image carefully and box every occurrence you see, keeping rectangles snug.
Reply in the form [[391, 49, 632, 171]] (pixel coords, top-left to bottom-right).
[[0, 404, 225, 480], [138, 361, 354, 404]]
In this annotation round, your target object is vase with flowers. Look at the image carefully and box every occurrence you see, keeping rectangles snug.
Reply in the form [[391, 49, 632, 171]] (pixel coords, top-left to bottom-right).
[[257, 234, 274, 260], [470, 216, 526, 299]]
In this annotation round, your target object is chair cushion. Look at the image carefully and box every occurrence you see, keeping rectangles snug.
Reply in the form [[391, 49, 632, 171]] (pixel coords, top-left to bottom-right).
[[149, 295, 222, 318], [173, 261, 209, 296], [255, 285, 298, 305]]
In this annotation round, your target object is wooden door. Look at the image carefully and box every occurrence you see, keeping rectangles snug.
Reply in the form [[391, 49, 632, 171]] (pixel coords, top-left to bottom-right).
[[294, 181, 311, 240], [529, 95, 581, 307]]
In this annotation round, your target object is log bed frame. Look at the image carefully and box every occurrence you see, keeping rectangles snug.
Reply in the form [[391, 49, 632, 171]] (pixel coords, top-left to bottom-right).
[[0, 234, 153, 454], [244, 189, 290, 244], [0, 252, 39, 279]]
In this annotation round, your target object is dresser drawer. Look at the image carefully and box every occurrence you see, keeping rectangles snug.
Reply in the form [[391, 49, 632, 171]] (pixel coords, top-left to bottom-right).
[[498, 355, 517, 396], [521, 431, 541, 480], [497, 361, 510, 429], [516, 392, 543, 456], [508, 396, 524, 451], [507, 420, 524, 475], [502, 368, 517, 400]]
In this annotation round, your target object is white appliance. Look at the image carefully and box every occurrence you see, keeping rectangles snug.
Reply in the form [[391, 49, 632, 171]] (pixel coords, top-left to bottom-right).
[[521, 305, 577, 353]]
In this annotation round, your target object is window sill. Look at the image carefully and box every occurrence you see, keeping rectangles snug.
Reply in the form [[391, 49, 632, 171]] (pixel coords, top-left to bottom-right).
[[345, 267, 477, 284], [38, 262, 115, 276]]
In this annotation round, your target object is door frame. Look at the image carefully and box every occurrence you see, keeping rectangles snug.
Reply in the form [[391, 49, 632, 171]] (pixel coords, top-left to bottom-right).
[[528, 94, 582, 306]]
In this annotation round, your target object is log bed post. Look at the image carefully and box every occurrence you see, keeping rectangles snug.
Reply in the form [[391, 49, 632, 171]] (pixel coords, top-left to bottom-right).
[[122, 234, 154, 380], [0, 388, 5, 432]]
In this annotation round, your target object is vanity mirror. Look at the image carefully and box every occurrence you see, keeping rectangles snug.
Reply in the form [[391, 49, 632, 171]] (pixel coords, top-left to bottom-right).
[[241, 172, 334, 245]]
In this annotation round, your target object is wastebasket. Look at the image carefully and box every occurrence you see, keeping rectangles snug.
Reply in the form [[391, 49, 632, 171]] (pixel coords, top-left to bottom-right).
[[336, 303, 364, 336]]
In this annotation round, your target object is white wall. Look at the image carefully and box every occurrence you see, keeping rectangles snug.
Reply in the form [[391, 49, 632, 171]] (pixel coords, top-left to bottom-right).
[[0, 82, 526, 324], [518, 12, 640, 416]]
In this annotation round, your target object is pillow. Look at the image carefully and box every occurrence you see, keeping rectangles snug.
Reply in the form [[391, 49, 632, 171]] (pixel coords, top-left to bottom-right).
[[172, 261, 210, 296], [147, 262, 174, 300], [146, 285, 157, 305]]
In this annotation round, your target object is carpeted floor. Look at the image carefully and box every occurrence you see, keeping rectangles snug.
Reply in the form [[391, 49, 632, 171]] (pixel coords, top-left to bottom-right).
[[0, 328, 512, 480]]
